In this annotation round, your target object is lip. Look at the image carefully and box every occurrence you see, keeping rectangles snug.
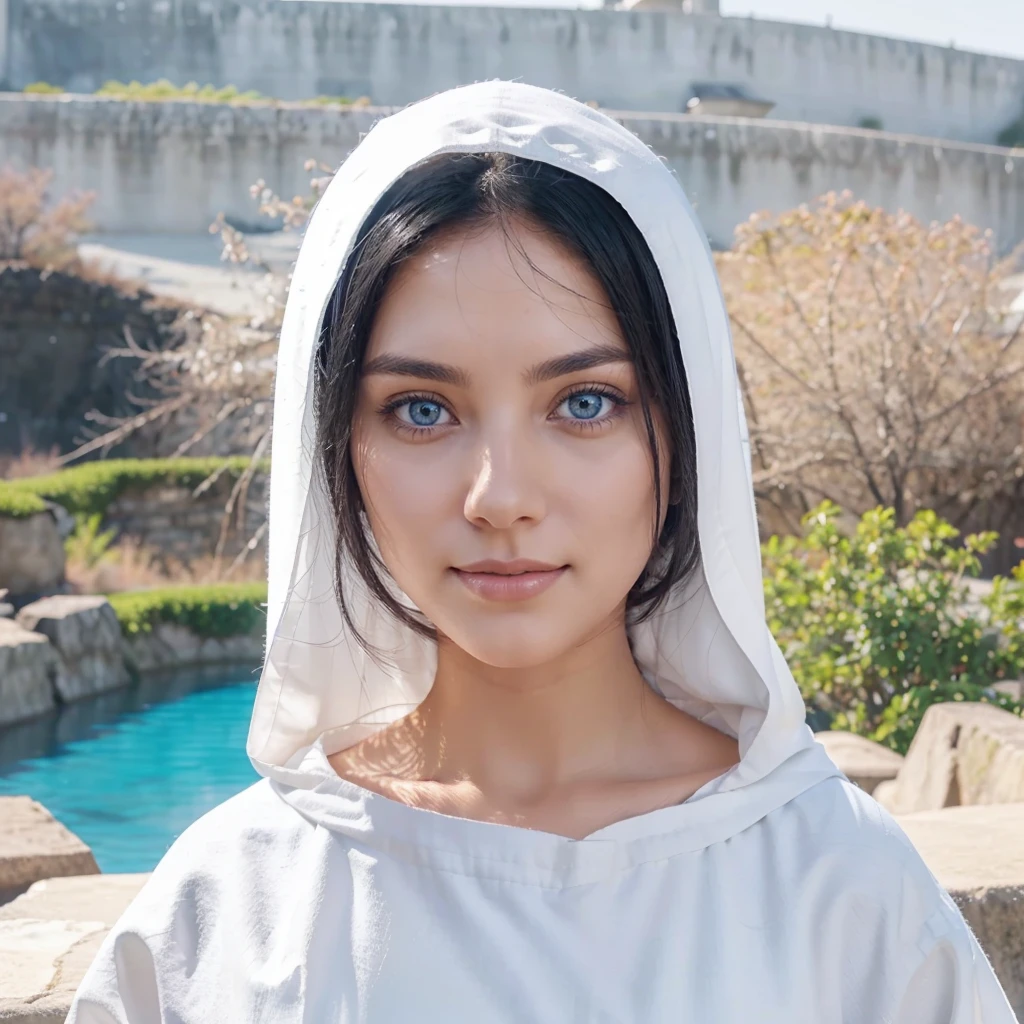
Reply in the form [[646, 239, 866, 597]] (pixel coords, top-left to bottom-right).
[[451, 559, 569, 603]]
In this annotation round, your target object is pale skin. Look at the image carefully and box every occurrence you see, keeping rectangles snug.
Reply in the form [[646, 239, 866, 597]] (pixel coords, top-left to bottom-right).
[[328, 215, 740, 840]]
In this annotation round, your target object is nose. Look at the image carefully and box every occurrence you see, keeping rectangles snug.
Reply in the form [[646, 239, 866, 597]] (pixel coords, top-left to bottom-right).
[[463, 428, 547, 530]]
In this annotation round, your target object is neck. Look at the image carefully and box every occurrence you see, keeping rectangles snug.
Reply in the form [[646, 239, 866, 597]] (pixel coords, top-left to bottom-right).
[[406, 611, 663, 803]]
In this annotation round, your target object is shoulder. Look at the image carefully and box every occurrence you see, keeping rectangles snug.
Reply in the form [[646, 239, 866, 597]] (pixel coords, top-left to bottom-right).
[[768, 775, 968, 943], [108, 779, 320, 937]]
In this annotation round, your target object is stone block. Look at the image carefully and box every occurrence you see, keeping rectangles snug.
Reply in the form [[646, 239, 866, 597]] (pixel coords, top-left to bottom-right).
[[0, 797, 99, 904], [0, 873, 150, 1023], [813, 730, 904, 795], [0, 621, 63, 727], [123, 620, 264, 673], [877, 702, 1024, 815], [0, 511, 65, 598], [898, 803, 1024, 1017], [16, 595, 130, 702], [993, 680, 1024, 702]]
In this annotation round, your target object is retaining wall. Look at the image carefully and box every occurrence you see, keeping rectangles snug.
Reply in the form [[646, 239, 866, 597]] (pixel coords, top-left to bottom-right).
[[3, 0, 1024, 144], [2, 94, 1022, 251]]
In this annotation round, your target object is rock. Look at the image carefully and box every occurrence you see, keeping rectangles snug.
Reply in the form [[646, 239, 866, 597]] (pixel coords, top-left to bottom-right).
[[42, 499, 76, 542], [0, 620, 65, 727], [878, 702, 1024, 815], [897, 803, 1024, 1017], [16, 595, 129, 702], [122, 620, 265, 673], [813, 730, 904, 795], [0, 873, 150, 1022], [0, 511, 65, 598], [872, 778, 897, 810], [992, 680, 1024, 702], [0, 797, 99, 905]]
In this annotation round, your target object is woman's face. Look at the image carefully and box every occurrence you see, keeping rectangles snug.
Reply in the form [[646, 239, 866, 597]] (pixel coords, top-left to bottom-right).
[[351, 217, 672, 669]]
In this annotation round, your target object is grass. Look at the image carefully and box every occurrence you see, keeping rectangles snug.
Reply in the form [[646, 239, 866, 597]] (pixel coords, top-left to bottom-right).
[[0, 456, 267, 519], [108, 582, 267, 637]]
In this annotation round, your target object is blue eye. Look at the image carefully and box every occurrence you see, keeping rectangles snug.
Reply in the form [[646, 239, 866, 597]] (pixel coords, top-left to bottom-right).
[[406, 399, 444, 427], [561, 391, 614, 423], [564, 393, 607, 420]]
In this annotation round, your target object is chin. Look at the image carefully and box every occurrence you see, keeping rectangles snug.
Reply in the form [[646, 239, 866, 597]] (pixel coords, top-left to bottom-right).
[[438, 615, 584, 670]]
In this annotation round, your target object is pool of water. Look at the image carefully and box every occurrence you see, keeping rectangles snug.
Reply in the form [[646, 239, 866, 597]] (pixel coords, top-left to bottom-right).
[[0, 667, 261, 873]]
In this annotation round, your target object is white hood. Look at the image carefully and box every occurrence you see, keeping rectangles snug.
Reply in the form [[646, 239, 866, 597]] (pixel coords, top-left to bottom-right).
[[247, 80, 842, 829]]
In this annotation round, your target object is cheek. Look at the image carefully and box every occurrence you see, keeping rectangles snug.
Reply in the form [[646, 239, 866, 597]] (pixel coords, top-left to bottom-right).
[[559, 431, 661, 555], [351, 424, 454, 558]]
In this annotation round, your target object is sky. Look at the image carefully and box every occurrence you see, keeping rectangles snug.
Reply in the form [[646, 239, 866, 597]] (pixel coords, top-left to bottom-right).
[[717, 0, 1024, 61]]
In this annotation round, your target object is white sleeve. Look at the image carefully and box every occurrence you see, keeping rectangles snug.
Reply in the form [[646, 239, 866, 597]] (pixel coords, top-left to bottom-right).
[[888, 902, 1019, 1023], [65, 928, 163, 1024]]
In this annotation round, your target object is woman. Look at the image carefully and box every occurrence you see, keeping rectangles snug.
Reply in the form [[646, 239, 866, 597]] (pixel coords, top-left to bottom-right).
[[67, 81, 1017, 1022]]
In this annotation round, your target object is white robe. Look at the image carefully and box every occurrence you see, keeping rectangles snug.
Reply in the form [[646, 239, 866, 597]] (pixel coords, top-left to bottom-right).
[[66, 81, 1019, 1022]]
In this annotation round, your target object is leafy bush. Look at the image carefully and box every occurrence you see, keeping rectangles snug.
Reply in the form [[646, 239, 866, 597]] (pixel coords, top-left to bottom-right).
[[997, 113, 1024, 149], [108, 582, 267, 638], [94, 79, 266, 104], [65, 512, 117, 570], [23, 79, 372, 108], [763, 501, 1024, 754], [23, 82, 64, 94], [0, 488, 46, 517], [0, 456, 264, 519], [0, 165, 95, 269]]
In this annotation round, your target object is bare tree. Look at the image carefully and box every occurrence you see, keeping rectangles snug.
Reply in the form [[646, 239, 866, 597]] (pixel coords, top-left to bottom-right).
[[717, 191, 1024, 551]]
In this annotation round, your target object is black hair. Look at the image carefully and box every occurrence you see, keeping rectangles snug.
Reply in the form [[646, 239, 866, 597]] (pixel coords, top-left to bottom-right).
[[313, 150, 699, 659]]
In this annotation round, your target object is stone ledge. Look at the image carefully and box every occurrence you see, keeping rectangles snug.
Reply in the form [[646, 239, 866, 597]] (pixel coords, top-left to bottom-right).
[[0, 621, 62, 727], [813, 730, 904, 795], [0, 873, 150, 1023], [0, 798, 99, 904], [897, 803, 1024, 1016]]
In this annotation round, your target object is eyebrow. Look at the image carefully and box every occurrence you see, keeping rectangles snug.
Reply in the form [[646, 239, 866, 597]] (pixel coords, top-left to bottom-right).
[[361, 343, 632, 388]]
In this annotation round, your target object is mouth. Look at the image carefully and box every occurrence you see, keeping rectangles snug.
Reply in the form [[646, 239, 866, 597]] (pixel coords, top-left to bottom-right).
[[450, 560, 570, 602]]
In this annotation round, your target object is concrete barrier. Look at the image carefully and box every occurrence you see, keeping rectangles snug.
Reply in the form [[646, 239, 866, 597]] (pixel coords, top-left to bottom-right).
[[2, 94, 1022, 251]]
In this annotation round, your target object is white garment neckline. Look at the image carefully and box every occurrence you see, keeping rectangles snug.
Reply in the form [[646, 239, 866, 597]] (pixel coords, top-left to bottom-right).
[[269, 735, 841, 889]]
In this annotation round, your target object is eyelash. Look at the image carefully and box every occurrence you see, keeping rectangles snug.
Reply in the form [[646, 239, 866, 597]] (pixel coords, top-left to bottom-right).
[[379, 385, 630, 439]]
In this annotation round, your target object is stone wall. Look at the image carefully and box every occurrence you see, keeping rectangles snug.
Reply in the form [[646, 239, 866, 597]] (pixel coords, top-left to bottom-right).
[[4, 0, 1024, 144], [0, 263, 187, 456], [2, 95, 1022, 251], [102, 472, 267, 566]]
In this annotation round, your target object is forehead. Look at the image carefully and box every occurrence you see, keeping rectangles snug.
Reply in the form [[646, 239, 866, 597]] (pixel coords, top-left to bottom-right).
[[364, 218, 628, 369]]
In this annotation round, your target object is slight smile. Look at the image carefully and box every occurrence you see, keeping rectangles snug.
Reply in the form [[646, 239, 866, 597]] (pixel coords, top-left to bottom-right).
[[451, 559, 570, 602]]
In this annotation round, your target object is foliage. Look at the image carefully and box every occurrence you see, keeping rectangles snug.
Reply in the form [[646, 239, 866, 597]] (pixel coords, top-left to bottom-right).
[[107, 583, 267, 638], [65, 512, 117, 570], [0, 165, 95, 269], [985, 561, 1024, 671], [857, 116, 884, 131], [95, 79, 266, 103], [763, 501, 1024, 754], [22, 80, 373, 108], [0, 487, 46, 517], [23, 82, 64, 94], [997, 113, 1024, 149], [717, 192, 1024, 541], [0, 457, 264, 518]]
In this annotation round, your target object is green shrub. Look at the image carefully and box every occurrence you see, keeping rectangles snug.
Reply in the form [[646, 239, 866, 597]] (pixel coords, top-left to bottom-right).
[[108, 582, 267, 638], [763, 501, 1024, 754], [0, 488, 47, 517], [0, 456, 265, 519], [23, 82, 65, 94], [65, 512, 117, 569], [95, 79, 266, 104], [997, 113, 1024, 149]]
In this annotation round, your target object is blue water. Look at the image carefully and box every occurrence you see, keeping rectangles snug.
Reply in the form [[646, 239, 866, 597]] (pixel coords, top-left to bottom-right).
[[0, 668, 261, 873]]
